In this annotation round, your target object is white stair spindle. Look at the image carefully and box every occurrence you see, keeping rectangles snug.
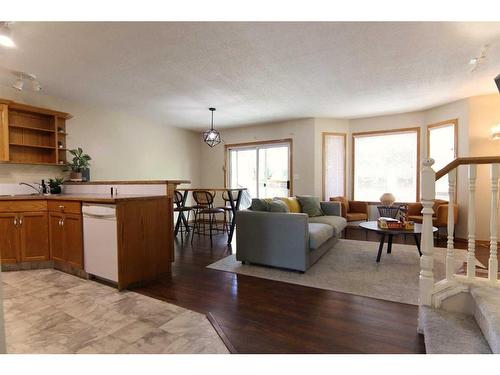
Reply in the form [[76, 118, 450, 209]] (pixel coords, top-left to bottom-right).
[[467, 164, 477, 278], [489, 163, 499, 282], [446, 169, 456, 280], [419, 159, 436, 307]]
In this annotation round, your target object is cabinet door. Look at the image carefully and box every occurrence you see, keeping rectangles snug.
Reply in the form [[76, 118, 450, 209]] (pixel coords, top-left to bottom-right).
[[49, 212, 65, 262], [20, 212, 49, 262], [0, 213, 20, 263], [63, 213, 84, 269]]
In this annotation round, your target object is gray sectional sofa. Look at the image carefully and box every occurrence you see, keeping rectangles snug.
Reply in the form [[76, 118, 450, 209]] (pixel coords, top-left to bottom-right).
[[235, 201, 346, 272]]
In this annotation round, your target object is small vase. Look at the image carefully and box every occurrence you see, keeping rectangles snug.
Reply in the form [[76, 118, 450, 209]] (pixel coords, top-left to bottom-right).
[[50, 186, 62, 195]]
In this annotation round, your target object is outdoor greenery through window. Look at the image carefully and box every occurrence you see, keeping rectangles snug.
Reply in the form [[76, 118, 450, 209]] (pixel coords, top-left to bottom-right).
[[353, 129, 419, 202]]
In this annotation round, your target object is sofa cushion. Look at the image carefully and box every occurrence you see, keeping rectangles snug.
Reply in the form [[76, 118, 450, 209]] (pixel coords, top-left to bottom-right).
[[308, 223, 334, 250], [250, 198, 273, 211], [346, 212, 368, 222], [296, 195, 324, 217], [268, 199, 289, 212], [308, 215, 347, 236], [274, 197, 301, 213]]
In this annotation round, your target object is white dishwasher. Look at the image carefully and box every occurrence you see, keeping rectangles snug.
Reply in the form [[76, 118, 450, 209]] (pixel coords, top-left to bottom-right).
[[82, 204, 118, 283]]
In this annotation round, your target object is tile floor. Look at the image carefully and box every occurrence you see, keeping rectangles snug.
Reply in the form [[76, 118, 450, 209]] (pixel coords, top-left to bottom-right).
[[0, 269, 229, 354]]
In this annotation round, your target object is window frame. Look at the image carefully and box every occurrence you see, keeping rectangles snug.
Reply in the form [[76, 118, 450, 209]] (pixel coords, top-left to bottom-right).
[[426, 119, 458, 202], [322, 132, 347, 201], [224, 138, 294, 197], [351, 127, 421, 203]]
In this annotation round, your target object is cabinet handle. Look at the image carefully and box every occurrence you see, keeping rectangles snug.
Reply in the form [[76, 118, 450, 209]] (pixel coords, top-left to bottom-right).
[[18, 217, 22, 226], [58, 219, 63, 226], [61, 218, 65, 227], [59, 205, 65, 211], [13, 217, 17, 226]]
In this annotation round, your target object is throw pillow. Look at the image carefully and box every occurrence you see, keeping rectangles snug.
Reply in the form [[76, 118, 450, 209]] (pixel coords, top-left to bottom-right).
[[296, 195, 324, 217], [274, 197, 301, 213], [269, 199, 290, 213], [250, 198, 271, 211]]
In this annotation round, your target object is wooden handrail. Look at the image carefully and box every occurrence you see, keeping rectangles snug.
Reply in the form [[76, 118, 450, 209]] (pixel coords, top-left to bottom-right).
[[435, 156, 500, 180]]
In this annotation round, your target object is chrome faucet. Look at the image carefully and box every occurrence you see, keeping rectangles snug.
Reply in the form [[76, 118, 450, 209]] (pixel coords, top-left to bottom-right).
[[19, 182, 43, 195]]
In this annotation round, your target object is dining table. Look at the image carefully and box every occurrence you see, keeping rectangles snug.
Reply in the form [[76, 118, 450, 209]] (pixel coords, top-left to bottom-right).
[[174, 188, 247, 245]]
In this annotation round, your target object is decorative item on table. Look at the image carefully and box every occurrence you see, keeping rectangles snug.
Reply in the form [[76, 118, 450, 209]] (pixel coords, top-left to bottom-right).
[[379, 192, 396, 206], [48, 177, 65, 194], [65, 147, 91, 182], [397, 204, 408, 222], [404, 220, 415, 230], [377, 217, 404, 229]]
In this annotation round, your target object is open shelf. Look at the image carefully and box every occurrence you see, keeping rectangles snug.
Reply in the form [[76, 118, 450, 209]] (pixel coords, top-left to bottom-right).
[[9, 124, 56, 133], [0, 99, 71, 166], [9, 143, 56, 150]]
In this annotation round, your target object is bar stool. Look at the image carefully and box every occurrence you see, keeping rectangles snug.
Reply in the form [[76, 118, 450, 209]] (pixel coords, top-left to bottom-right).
[[174, 190, 193, 241], [191, 190, 225, 247], [218, 190, 235, 233]]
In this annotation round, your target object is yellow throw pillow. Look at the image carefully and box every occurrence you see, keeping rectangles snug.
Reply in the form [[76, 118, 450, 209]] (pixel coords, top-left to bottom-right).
[[275, 197, 301, 213]]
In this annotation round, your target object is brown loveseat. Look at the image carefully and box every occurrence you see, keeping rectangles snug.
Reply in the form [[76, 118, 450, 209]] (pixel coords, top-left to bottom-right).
[[407, 199, 459, 229]]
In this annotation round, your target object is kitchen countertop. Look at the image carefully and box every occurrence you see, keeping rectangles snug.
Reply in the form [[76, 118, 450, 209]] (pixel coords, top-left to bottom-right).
[[0, 193, 169, 203], [64, 179, 191, 185]]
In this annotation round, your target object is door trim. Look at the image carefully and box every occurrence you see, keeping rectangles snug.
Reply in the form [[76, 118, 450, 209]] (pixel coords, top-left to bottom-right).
[[224, 138, 293, 196]]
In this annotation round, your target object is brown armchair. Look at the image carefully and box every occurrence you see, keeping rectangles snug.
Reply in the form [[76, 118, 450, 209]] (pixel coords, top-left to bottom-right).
[[330, 196, 369, 222], [407, 199, 459, 228]]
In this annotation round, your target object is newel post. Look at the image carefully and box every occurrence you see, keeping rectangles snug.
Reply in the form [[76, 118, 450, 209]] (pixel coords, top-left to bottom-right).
[[489, 164, 499, 282], [419, 158, 436, 307], [446, 169, 457, 280], [467, 164, 477, 278]]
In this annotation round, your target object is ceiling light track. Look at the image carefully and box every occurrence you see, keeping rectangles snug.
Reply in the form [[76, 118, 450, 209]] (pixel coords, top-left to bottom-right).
[[12, 72, 42, 92]]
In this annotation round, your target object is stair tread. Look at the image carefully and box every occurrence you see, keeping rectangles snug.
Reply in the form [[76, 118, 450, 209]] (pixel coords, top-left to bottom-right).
[[471, 285, 500, 354], [421, 306, 491, 354]]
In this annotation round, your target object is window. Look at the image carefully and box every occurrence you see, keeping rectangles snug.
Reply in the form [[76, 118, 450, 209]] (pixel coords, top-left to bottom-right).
[[323, 133, 346, 200], [427, 120, 458, 201], [353, 128, 420, 202], [226, 140, 292, 199]]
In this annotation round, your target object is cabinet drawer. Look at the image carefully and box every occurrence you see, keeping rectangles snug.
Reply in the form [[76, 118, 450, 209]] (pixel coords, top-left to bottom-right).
[[48, 200, 81, 214], [0, 200, 47, 213]]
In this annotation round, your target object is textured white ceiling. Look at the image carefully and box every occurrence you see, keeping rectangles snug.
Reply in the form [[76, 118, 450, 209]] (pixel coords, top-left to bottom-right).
[[0, 22, 500, 129]]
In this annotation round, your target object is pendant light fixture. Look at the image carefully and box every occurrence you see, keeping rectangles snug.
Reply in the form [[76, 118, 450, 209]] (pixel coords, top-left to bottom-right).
[[203, 107, 221, 147], [11, 72, 42, 92]]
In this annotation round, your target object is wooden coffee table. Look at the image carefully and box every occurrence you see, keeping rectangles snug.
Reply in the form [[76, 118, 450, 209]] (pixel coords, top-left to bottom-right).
[[359, 221, 438, 262]]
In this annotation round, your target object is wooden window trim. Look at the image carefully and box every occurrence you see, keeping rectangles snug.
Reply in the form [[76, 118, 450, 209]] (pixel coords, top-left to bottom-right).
[[224, 138, 294, 196], [426, 119, 459, 203], [351, 127, 421, 203], [322, 132, 347, 201]]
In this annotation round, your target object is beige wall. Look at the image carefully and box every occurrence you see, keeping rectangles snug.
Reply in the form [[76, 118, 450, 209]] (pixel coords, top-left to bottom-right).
[[468, 94, 500, 241], [0, 84, 201, 186]]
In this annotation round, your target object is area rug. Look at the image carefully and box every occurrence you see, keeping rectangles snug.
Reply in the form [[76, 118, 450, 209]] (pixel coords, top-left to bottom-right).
[[207, 239, 474, 305]]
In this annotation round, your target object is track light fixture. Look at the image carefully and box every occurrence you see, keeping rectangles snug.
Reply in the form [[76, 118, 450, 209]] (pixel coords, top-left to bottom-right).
[[0, 22, 15, 48], [11, 72, 42, 92]]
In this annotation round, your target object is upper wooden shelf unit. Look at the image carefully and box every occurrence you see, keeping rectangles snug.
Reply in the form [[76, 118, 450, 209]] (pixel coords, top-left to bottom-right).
[[0, 99, 72, 166]]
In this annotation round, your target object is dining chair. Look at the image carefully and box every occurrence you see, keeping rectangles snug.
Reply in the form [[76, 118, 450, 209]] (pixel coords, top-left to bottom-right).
[[217, 190, 235, 233], [173, 190, 193, 241], [191, 190, 225, 247]]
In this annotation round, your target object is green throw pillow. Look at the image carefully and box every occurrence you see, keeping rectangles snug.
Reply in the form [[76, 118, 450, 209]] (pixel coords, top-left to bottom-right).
[[250, 198, 272, 211], [268, 199, 290, 213], [296, 195, 324, 217]]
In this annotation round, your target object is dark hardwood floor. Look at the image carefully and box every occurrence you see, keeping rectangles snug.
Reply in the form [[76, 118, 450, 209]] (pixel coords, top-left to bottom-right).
[[133, 226, 452, 353]]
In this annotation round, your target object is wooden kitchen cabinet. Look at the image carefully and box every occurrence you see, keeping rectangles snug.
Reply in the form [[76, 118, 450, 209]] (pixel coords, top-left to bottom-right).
[[0, 211, 49, 263], [0, 213, 20, 263], [49, 211, 84, 269], [19, 212, 50, 262]]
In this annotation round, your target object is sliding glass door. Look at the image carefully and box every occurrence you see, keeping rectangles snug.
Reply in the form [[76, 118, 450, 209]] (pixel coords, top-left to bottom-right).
[[228, 141, 291, 199]]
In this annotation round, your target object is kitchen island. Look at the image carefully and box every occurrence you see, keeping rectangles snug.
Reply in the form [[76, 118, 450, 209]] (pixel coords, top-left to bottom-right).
[[0, 193, 173, 290]]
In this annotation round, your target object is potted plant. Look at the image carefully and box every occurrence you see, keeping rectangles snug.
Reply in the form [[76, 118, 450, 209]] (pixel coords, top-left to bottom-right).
[[48, 177, 65, 194], [66, 147, 92, 181]]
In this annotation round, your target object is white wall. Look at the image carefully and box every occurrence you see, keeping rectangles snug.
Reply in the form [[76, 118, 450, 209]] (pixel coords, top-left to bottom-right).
[[0, 84, 201, 187]]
